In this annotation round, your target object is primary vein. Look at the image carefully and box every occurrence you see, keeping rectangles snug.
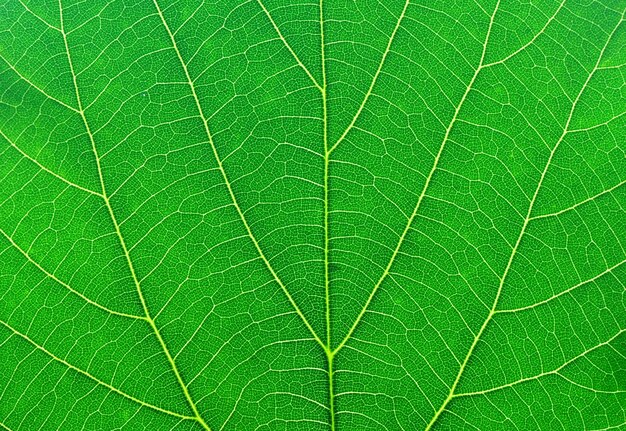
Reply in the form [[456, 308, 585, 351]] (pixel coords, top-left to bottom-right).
[[319, 1, 337, 429], [59, 2, 209, 429]]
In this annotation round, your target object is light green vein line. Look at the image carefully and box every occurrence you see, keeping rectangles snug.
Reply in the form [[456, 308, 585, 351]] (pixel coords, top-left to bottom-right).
[[326, 353, 336, 431], [332, 0, 500, 357], [0, 421, 12, 431], [0, 130, 103, 198], [0, 320, 195, 421], [452, 329, 626, 398], [58, 3, 210, 430], [151, 0, 326, 355], [589, 421, 626, 431], [321, 0, 330, 353], [496, 259, 625, 314], [17, 0, 61, 31], [424, 13, 624, 431], [567, 109, 626, 133], [529, 180, 626, 221], [0, 226, 143, 320], [482, 0, 566, 68], [0, 53, 79, 113], [597, 63, 626, 70], [327, 0, 411, 155], [256, 0, 323, 91], [319, 1, 336, 429], [559, 373, 626, 395]]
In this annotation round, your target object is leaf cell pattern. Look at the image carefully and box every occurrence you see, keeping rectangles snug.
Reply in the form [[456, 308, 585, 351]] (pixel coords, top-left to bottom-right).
[[0, 0, 625, 430]]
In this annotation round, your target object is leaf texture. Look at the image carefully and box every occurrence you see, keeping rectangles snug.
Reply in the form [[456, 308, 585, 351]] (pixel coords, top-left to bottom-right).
[[0, 0, 625, 430]]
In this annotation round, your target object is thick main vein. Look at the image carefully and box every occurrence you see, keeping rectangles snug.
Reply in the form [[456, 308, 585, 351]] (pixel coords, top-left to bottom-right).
[[424, 13, 625, 431], [319, 1, 337, 429], [58, 2, 210, 430], [150, 0, 325, 353], [333, 1, 501, 356]]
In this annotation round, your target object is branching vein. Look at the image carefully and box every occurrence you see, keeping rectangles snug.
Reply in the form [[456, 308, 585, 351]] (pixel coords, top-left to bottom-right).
[[424, 12, 625, 430], [0, 320, 194, 420], [333, 0, 501, 357], [151, 0, 326, 358], [59, 1, 210, 429]]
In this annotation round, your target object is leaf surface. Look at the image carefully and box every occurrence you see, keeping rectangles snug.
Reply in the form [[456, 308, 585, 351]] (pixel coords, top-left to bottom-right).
[[0, 0, 625, 430]]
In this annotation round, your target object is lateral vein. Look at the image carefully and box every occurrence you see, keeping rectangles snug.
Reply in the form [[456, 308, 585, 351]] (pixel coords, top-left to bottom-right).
[[0, 52, 79, 113], [256, 0, 323, 91], [0, 226, 144, 320], [496, 259, 625, 314], [150, 0, 326, 356], [0, 129, 103, 198], [423, 12, 625, 431], [0, 319, 195, 421], [452, 329, 626, 399], [327, 0, 411, 155], [333, 0, 500, 357], [59, 2, 209, 429], [528, 180, 626, 221]]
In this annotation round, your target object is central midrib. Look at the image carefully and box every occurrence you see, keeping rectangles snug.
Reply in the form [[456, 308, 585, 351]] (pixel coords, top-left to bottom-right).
[[318, 0, 336, 430]]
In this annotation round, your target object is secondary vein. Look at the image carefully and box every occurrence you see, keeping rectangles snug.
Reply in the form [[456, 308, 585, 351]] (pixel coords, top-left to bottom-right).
[[333, 0, 500, 357], [59, 2, 209, 429], [424, 11, 625, 431], [327, 0, 411, 155], [0, 129, 102, 198], [150, 1, 326, 357], [0, 319, 195, 421], [256, 0, 322, 91], [0, 227, 143, 320]]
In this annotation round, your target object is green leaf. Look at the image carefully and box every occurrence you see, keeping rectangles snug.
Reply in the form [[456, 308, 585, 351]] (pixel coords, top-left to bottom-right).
[[1, 0, 625, 429]]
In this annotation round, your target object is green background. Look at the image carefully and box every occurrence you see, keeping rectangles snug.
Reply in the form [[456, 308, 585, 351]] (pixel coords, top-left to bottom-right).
[[0, 0, 625, 429]]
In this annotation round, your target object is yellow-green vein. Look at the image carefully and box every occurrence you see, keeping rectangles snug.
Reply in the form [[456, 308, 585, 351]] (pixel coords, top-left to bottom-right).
[[256, 0, 323, 91], [423, 13, 624, 431], [327, 0, 411, 155], [0, 319, 195, 421], [59, 2, 210, 429], [333, 0, 501, 357], [0, 52, 79, 113], [319, 1, 337, 429], [0, 130, 102, 198], [528, 180, 626, 221], [0, 226, 143, 320], [451, 328, 626, 399], [151, 0, 326, 356]]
